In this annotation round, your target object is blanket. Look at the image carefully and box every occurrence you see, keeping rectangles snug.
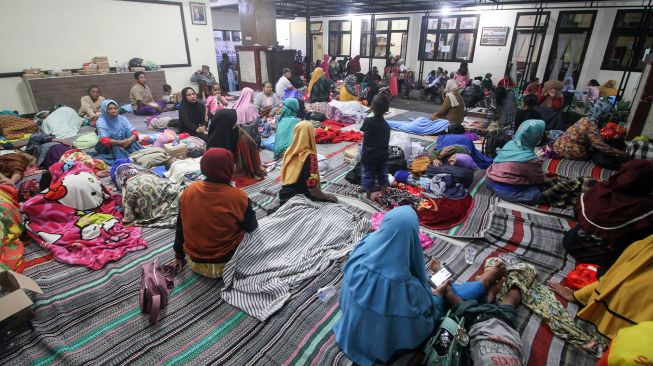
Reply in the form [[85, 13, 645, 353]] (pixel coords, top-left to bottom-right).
[[221, 195, 371, 321], [386, 117, 449, 135], [20, 162, 147, 270], [0, 115, 38, 140], [315, 129, 362, 144]]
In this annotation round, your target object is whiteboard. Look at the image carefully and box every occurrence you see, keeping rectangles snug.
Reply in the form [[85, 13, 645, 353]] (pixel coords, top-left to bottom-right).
[[0, 0, 190, 73], [239, 51, 257, 83]]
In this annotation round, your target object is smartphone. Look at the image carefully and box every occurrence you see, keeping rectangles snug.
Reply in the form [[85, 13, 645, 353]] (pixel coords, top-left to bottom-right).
[[429, 266, 454, 288]]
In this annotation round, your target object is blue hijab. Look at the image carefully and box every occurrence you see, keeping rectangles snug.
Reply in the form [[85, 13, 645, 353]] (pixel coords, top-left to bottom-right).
[[435, 134, 493, 169], [96, 99, 135, 140], [333, 206, 442, 366], [493, 119, 545, 163]]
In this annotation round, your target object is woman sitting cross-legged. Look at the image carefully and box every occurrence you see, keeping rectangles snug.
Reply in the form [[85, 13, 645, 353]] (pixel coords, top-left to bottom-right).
[[333, 205, 506, 366], [207, 109, 266, 185], [279, 121, 337, 205], [486, 119, 595, 208], [273, 98, 302, 160], [172, 148, 258, 277], [95, 99, 144, 164], [178, 87, 209, 141]]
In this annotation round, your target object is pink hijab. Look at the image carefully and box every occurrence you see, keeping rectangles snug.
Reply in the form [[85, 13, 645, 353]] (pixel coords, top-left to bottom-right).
[[323, 54, 331, 80], [232, 87, 259, 124]]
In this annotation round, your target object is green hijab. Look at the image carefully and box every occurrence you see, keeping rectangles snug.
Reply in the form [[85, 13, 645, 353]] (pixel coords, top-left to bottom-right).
[[493, 119, 545, 163], [274, 98, 301, 158]]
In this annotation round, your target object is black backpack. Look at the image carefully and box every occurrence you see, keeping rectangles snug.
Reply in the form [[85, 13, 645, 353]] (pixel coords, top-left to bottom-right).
[[482, 128, 512, 158]]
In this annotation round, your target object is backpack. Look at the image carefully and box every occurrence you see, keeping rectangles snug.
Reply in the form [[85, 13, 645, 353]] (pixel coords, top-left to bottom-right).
[[482, 128, 511, 158], [139, 258, 175, 324]]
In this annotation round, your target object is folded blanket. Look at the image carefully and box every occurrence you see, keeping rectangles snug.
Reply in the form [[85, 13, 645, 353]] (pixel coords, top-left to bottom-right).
[[386, 117, 449, 135], [221, 195, 371, 321]]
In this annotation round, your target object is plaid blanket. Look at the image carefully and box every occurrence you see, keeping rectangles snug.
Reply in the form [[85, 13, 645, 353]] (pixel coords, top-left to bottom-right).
[[427, 207, 601, 366]]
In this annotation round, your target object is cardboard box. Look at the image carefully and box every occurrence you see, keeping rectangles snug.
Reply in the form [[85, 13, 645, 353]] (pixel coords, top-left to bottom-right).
[[0, 269, 43, 335], [164, 143, 188, 159]]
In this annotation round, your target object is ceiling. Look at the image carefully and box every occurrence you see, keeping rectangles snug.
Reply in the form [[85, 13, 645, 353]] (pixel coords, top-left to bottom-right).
[[272, 0, 619, 18]]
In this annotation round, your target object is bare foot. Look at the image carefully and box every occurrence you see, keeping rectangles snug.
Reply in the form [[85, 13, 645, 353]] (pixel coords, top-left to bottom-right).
[[486, 276, 506, 303], [428, 258, 442, 273], [546, 281, 576, 302], [479, 261, 507, 289]]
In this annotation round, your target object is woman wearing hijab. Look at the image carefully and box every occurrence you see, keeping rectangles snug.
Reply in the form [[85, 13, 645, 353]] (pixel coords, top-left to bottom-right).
[[273, 98, 302, 159], [232, 87, 261, 146], [307, 67, 331, 103], [95, 99, 144, 164], [481, 73, 494, 90], [430, 126, 493, 169], [432, 79, 465, 126], [552, 99, 626, 160], [279, 121, 337, 205], [346, 55, 361, 75], [178, 87, 208, 141], [173, 148, 258, 278], [485, 120, 548, 205], [333, 206, 507, 366], [339, 74, 361, 102], [563, 160, 653, 275], [562, 76, 575, 92], [547, 233, 653, 340], [208, 109, 266, 185], [599, 80, 618, 97], [538, 80, 565, 111]]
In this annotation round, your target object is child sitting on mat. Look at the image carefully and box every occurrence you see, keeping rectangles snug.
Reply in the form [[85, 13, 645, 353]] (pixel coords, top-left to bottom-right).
[[360, 94, 391, 199], [204, 83, 229, 122]]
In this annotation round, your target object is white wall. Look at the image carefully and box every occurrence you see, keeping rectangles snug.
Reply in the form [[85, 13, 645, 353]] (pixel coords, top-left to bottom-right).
[[0, 0, 217, 114], [283, 4, 644, 101], [211, 8, 241, 30]]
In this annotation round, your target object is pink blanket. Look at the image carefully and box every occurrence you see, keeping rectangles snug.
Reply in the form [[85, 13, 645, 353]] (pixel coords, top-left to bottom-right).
[[21, 162, 147, 269]]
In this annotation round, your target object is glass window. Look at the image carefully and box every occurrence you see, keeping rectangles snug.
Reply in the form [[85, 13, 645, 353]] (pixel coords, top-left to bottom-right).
[[441, 18, 457, 30], [377, 20, 389, 31], [329, 20, 352, 56], [438, 33, 455, 61], [459, 17, 478, 30], [456, 33, 475, 60], [602, 10, 653, 71], [419, 15, 479, 62], [231, 31, 241, 42], [560, 13, 593, 28], [392, 19, 408, 30], [310, 22, 322, 32], [361, 17, 410, 59], [223, 31, 231, 42]]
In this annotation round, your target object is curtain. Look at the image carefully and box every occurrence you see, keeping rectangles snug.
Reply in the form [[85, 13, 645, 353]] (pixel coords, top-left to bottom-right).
[[565, 35, 585, 80], [550, 34, 571, 81], [510, 33, 529, 83]]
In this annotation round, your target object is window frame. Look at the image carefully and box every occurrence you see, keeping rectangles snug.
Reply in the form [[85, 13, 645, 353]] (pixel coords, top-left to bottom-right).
[[505, 11, 551, 87], [360, 17, 410, 60], [328, 20, 352, 57], [543, 10, 596, 83], [418, 14, 480, 62], [601, 10, 653, 72]]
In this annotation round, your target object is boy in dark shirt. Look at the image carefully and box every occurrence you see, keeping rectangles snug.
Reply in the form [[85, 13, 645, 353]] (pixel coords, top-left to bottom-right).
[[360, 94, 391, 199]]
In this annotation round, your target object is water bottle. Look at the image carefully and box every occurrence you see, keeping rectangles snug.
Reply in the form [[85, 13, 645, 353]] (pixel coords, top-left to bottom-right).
[[317, 285, 337, 302]]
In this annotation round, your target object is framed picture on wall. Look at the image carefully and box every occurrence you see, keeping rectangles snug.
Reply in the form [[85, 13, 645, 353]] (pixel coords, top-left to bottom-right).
[[190, 2, 207, 25], [480, 27, 510, 46]]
